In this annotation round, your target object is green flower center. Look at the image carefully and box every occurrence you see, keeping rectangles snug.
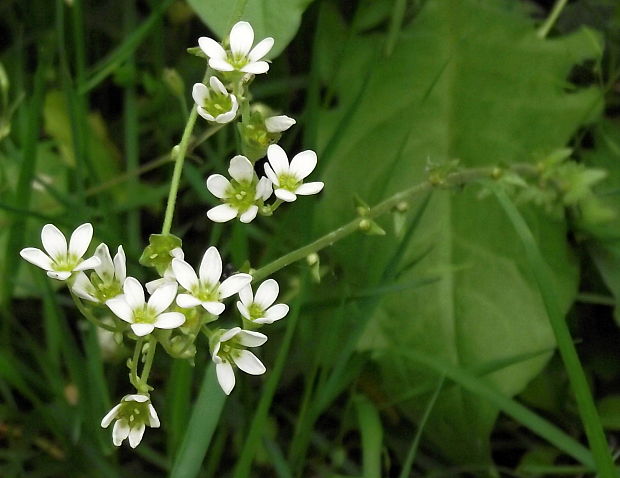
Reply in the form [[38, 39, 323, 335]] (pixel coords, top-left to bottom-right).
[[91, 273, 123, 301], [228, 52, 249, 70], [202, 92, 233, 117], [278, 174, 300, 192], [117, 400, 150, 426], [192, 282, 220, 302], [225, 180, 257, 213], [53, 253, 80, 271], [132, 306, 157, 324], [248, 303, 265, 321]]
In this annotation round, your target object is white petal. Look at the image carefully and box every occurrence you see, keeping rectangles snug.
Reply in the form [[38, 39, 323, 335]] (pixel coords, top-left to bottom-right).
[[239, 205, 258, 223], [236, 330, 268, 347], [68, 223, 93, 258], [124, 394, 149, 403], [20, 248, 53, 271], [154, 312, 185, 329], [197, 107, 216, 122], [128, 423, 145, 448], [248, 37, 274, 62], [208, 58, 235, 72], [295, 182, 324, 196], [202, 301, 225, 316], [206, 174, 231, 199], [171, 259, 199, 291], [209, 76, 228, 96], [94, 243, 114, 280], [262, 303, 289, 323], [289, 150, 317, 180], [238, 285, 253, 306], [254, 279, 279, 309], [114, 246, 126, 282], [275, 188, 297, 202], [73, 255, 101, 272], [112, 419, 130, 446], [264, 164, 279, 187], [131, 323, 155, 337], [192, 82, 209, 105], [219, 273, 252, 299], [265, 115, 295, 133], [207, 204, 238, 223], [47, 270, 72, 281], [240, 61, 270, 74], [255, 176, 273, 201], [145, 278, 166, 295], [229, 21, 254, 56], [41, 224, 67, 260], [106, 296, 134, 323], [198, 36, 227, 59], [232, 350, 266, 375], [228, 155, 254, 182], [101, 404, 121, 428], [123, 277, 145, 309], [72, 272, 98, 302], [216, 361, 236, 395], [148, 404, 160, 428], [215, 109, 237, 124], [267, 144, 290, 176], [236, 301, 251, 320], [220, 327, 241, 343], [176, 293, 202, 308], [148, 283, 177, 314], [199, 246, 222, 285]]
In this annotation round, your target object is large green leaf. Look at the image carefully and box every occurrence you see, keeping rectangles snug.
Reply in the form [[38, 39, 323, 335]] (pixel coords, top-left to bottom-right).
[[315, 0, 602, 466], [186, 0, 314, 57]]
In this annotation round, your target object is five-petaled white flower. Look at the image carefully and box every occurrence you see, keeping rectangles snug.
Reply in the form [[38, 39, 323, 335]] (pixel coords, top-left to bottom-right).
[[237, 279, 289, 325], [172, 246, 252, 316], [211, 327, 267, 395], [265, 115, 296, 133], [206, 155, 272, 223], [101, 394, 160, 448], [199, 21, 274, 74], [72, 243, 126, 303], [106, 277, 185, 337], [20, 223, 100, 280], [192, 77, 239, 123], [264, 144, 324, 202]]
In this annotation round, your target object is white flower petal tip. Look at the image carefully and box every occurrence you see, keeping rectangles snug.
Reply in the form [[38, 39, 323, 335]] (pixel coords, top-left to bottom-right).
[[102, 395, 159, 448], [265, 115, 296, 133], [295, 182, 324, 196], [207, 204, 238, 223], [216, 361, 236, 395]]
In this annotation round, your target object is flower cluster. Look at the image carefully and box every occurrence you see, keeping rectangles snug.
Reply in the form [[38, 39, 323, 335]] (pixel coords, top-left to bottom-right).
[[19, 20, 320, 451], [194, 21, 324, 222]]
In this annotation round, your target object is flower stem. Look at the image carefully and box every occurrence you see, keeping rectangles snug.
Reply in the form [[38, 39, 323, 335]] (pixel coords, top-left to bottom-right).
[[139, 337, 157, 392], [252, 165, 533, 282], [537, 0, 569, 39], [130, 337, 143, 389], [70, 291, 117, 332]]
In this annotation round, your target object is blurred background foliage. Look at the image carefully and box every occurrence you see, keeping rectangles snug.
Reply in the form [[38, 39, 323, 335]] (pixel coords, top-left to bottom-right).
[[1, 0, 620, 476]]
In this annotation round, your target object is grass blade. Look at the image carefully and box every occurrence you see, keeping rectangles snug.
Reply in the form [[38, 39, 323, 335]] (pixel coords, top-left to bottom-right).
[[355, 394, 383, 478]]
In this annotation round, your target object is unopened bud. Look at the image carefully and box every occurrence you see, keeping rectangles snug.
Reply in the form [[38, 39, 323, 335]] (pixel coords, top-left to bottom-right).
[[306, 253, 319, 266], [162, 68, 185, 98]]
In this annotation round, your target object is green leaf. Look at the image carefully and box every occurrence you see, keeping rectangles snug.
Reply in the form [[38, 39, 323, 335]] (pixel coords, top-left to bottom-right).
[[185, 0, 315, 57], [316, 0, 602, 465]]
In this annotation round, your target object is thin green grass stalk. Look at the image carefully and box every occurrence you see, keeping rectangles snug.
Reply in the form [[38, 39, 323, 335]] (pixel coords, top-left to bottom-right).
[[399, 376, 445, 478], [79, 0, 174, 94], [232, 276, 307, 478], [537, 0, 569, 39], [263, 437, 294, 478], [492, 187, 617, 477], [355, 394, 383, 478], [168, 364, 226, 478], [393, 347, 595, 468], [385, 0, 408, 56], [166, 360, 194, 457], [124, 0, 141, 251]]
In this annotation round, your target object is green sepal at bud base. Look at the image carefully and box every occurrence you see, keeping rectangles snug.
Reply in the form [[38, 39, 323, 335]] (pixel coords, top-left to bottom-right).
[[139, 234, 182, 275], [187, 46, 207, 59], [353, 194, 370, 216], [238, 120, 281, 162], [359, 218, 386, 236]]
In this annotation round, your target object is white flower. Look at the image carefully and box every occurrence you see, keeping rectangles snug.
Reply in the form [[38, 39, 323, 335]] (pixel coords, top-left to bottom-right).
[[101, 394, 160, 448], [198, 21, 274, 74], [172, 246, 252, 316], [20, 223, 100, 280], [237, 279, 289, 325], [145, 247, 184, 294], [106, 277, 185, 337], [264, 144, 324, 202], [206, 155, 272, 223], [72, 244, 126, 302], [265, 115, 296, 133], [192, 77, 239, 123], [211, 327, 267, 395]]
